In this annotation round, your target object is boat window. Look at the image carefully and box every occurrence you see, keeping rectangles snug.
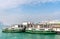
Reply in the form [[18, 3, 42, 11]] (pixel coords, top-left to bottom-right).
[[48, 29, 52, 30], [12, 28, 14, 29], [18, 25, 20, 27], [31, 25, 33, 27], [21, 25, 23, 27], [40, 29, 44, 30]]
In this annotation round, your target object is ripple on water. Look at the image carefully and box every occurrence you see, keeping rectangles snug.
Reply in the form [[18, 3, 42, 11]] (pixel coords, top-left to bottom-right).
[[0, 31, 60, 39]]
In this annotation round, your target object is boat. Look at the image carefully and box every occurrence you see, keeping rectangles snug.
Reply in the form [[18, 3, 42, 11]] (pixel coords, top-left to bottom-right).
[[2, 28, 23, 33], [25, 28, 56, 34], [2, 24, 26, 33]]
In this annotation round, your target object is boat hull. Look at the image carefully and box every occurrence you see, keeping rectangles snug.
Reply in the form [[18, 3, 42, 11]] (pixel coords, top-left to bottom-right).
[[25, 30, 56, 34], [2, 29, 23, 33]]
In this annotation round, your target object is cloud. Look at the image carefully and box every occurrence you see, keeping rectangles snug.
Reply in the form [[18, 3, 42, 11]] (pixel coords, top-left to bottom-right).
[[0, 0, 60, 9], [0, 13, 24, 25], [0, 11, 60, 25], [0, 0, 60, 25]]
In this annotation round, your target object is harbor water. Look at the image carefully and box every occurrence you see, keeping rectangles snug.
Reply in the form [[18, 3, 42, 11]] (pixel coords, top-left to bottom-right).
[[0, 29, 60, 39]]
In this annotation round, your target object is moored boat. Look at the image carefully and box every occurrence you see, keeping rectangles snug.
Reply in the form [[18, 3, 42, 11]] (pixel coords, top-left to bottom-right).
[[2, 24, 26, 33], [2, 28, 23, 33], [25, 28, 56, 34]]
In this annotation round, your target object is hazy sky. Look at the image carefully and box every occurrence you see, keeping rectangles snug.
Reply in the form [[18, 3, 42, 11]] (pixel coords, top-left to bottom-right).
[[0, 0, 60, 25]]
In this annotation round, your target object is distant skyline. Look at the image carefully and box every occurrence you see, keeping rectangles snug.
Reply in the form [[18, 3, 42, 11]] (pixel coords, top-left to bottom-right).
[[0, 0, 60, 25]]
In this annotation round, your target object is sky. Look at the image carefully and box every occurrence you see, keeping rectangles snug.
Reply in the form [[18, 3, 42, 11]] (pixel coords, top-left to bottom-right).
[[0, 0, 60, 25]]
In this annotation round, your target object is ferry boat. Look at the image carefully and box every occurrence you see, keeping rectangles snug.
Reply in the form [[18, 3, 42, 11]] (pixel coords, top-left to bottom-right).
[[25, 23, 56, 34], [2, 22, 31, 33], [2, 28, 23, 33], [2, 24, 26, 33], [25, 28, 56, 34], [2, 21, 60, 34]]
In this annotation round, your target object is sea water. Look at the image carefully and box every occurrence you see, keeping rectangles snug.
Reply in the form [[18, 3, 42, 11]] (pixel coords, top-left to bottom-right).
[[0, 29, 60, 39]]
